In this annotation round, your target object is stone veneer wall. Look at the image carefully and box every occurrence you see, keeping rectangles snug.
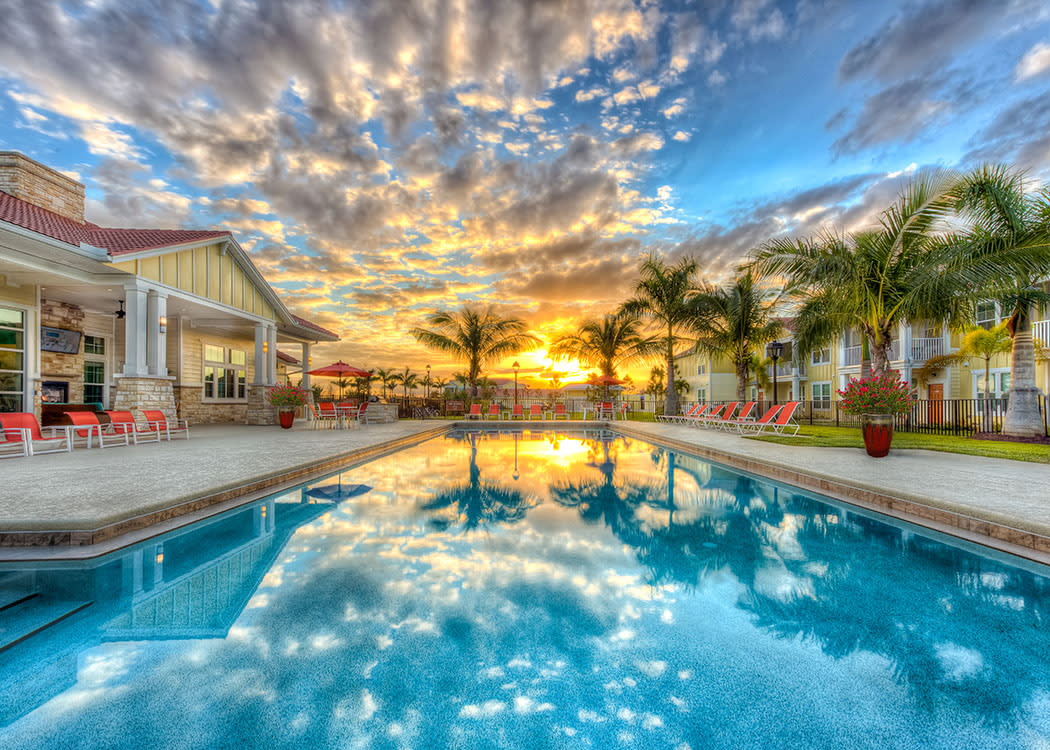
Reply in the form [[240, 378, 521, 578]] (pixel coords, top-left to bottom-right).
[[246, 384, 276, 426], [112, 377, 176, 421], [0, 152, 86, 222], [174, 385, 249, 425], [39, 299, 85, 404]]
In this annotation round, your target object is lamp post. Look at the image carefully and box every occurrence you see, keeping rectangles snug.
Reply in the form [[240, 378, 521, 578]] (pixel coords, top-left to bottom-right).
[[766, 340, 784, 405], [426, 363, 431, 400], [512, 361, 520, 406]]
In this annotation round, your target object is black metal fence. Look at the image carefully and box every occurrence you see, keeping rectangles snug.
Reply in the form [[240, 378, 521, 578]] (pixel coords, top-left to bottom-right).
[[701, 397, 1050, 437]]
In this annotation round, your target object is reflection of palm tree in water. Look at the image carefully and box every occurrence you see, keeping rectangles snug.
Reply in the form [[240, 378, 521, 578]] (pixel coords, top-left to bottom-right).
[[421, 431, 534, 530]]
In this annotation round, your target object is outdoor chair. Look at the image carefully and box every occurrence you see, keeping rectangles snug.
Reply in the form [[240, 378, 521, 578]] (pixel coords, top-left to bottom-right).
[[0, 412, 73, 457], [730, 404, 782, 433], [701, 402, 738, 428], [598, 402, 614, 420], [336, 402, 357, 420], [486, 404, 501, 419], [506, 404, 525, 420], [64, 411, 130, 449], [527, 404, 544, 420], [685, 403, 725, 426], [142, 410, 190, 440], [311, 403, 336, 429], [467, 404, 483, 420], [715, 401, 754, 430], [617, 403, 629, 420], [766, 401, 801, 435], [665, 404, 703, 424], [105, 411, 163, 443], [551, 403, 570, 420]]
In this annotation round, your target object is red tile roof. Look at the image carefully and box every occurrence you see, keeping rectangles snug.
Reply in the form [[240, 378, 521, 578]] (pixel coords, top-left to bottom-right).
[[276, 349, 300, 364], [290, 314, 338, 339], [0, 189, 229, 254]]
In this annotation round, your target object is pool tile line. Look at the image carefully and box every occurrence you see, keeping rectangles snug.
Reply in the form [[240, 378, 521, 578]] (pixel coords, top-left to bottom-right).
[[615, 423, 1050, 567]]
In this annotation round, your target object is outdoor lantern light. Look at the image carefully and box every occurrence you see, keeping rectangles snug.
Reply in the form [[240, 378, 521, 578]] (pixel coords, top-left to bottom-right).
[[159, 315, 167, 333], [263, 341, 269, 354], [766, 340, 784, 405], [513, 361, 520, 406]]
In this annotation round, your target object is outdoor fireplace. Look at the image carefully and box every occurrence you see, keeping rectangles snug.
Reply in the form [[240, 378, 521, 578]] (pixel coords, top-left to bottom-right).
[[41, 381, 69, 403]]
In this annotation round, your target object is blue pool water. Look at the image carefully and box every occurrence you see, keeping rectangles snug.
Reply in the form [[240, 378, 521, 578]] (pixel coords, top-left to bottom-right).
[[1, 429, 1049, 749]]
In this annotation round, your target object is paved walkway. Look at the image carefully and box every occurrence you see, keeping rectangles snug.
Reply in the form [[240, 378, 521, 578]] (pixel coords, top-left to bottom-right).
[[0, 421, 443, 532], [620, 421, 1050, 548]]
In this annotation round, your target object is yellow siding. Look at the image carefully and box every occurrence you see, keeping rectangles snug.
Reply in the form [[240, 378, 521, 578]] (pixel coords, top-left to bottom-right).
[[178, 331, 256, 386], [0, 279, 36, 305], [112, 259, 136, 275], [194, 247, 207, 293], [232, 266, 243, 309], [207, 245, 221, 300], [178, 252, 193, 293], [140, 256, 160, 281], [161, 254, 178, 286]]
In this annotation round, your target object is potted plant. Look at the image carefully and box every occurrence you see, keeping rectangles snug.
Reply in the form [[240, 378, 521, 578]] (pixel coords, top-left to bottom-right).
[[837, 375, 911, 457], [267, 384, 310, 429]]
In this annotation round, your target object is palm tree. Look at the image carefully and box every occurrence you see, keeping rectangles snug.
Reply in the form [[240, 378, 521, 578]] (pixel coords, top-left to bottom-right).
[[690, 271, 786, 400], [374, 368, 398, 401], [393, 367, 420, 403], [751, 171, 968, 379], [549, 312, 661, 378], [622, 255, 699, 416], [430, 376, 449, 405], [332, 376, 352, 400], [952, 165, 1050, 437], [410, 305, 539, 398]]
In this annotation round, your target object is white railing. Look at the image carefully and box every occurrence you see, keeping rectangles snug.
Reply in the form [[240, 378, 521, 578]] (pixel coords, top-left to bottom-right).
[[888, 339, 900, 362], [767, 361, 801, 377], [1035, 319, 1050, 346], [910, 337, 944, 362], [843, 345, 862, 366]]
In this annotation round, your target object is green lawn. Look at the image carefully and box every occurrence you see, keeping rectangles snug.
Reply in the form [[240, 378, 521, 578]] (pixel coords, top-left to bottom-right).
[[747, 424, 1050, 464]]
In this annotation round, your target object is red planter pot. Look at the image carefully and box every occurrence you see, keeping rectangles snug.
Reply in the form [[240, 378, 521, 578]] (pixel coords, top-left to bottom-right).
[[861, 413, 893, 457], [278, 410, 295, 429]]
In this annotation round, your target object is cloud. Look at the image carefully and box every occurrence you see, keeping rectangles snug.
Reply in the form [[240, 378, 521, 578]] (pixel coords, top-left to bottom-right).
[[838, 0, 1016, 83], [963, 92, 1050, 171], [730, 0, 787, 42], [1015, 42, 1050, 81]]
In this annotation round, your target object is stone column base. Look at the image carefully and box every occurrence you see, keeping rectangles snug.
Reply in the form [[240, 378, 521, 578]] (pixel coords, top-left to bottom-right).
[[246, 384, 276, 426], [112, 376, 176, 421]]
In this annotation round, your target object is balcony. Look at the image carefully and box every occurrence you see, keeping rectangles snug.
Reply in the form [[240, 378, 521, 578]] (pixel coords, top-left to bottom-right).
[[843, 345, 862, 367], [767, 360, 805, 378], [910, 337, 944, 362], [1035, 319, 1050, 346]]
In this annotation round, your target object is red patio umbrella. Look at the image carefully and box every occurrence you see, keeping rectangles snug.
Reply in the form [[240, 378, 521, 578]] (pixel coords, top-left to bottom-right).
[[307, 361, 372, 400]]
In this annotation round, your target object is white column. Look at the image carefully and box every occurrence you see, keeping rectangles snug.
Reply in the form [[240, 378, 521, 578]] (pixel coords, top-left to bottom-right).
[[266, 325, 277, 386], [123, 286, 149, 376], [301, 342, 312, 392], [902, 323, 913, 363], [253, 324, 266, 385], [146, 290, 167, 376]]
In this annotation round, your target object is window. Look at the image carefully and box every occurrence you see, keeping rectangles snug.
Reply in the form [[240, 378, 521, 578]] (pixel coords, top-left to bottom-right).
[[976, 301, 998, 330], [697, 388, 707, 403], [811, 348, 831, 365], [975, 370, 1010, 400], [84, 361, 105, 405], [696, 359, 707, 376], [204, 344, 247, 400], [84, 334, 105, 355], [0, 306, 25, 412], [811, 382, 832, 408]]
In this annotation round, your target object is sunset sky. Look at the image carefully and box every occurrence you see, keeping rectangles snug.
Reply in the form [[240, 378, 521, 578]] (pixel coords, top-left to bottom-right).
[[2, 0, 1049, 385]]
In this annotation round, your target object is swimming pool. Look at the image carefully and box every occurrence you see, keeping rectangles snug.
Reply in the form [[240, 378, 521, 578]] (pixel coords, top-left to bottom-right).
[[1, 429, 1048, 748]]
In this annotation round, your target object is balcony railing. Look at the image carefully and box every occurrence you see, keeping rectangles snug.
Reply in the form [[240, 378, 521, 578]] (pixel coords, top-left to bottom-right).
[[766, 360, 806, 377], [843, 345, 862, 366], [1035, 319, 1050, 346], [910, 337, 944, 362]]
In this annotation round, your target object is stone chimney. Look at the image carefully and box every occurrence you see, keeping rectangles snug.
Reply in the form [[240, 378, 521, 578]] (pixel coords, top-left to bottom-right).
[[0, 152, 85, 223]]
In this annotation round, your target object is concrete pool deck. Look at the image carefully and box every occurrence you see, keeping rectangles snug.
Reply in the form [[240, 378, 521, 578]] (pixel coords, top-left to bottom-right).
[[0, 419, 1047, 565]]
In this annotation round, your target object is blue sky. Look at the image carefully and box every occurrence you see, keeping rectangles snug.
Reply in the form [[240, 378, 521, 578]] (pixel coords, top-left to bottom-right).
[[1, 0, 1049, 376]]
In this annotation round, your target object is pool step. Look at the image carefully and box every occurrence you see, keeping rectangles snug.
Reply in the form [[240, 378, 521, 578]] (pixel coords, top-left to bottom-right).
[[0, 597, 93, 654], [0, 571, 37, 611]]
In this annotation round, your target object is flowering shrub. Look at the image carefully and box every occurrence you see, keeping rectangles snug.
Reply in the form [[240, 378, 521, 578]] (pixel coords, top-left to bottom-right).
[[266, 384, 310, 408], [837, 376, 911, 416]]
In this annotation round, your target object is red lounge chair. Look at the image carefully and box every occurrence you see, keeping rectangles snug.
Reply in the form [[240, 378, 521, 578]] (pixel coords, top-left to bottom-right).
[[687, 402, 725, 426], [527, 404, 544, 420], [731, 404, 782, 433], [701, 401, 737, 428], [467, 404, 482, 419], [598, 402, 614, 420], [65, 411, 129, 449], [551, 403, 569, 420], [665, 404, 704, 424], [0, 412, 73, 456], [105, 410, 162, 444], [716, 401, 755, 430], [507, 404, 525, 420], [767, 401, 801, 435], [142, 410, 190, 440], [487, 404, 501, 419]]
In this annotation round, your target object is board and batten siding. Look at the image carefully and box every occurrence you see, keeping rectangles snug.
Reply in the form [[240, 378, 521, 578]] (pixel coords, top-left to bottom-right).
[[176, 331, 256, 387], [110, 243, 277, 322]]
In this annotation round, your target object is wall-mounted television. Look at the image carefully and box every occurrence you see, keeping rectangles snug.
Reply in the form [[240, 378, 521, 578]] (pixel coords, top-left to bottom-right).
[[40, 326, 82, 354]]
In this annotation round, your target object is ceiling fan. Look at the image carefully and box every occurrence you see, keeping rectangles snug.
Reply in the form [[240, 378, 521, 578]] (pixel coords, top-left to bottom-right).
[[115, 300, 126, 319]]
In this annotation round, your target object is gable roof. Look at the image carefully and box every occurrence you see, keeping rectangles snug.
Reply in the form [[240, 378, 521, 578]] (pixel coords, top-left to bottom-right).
[[0, 190, 230, 254]]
